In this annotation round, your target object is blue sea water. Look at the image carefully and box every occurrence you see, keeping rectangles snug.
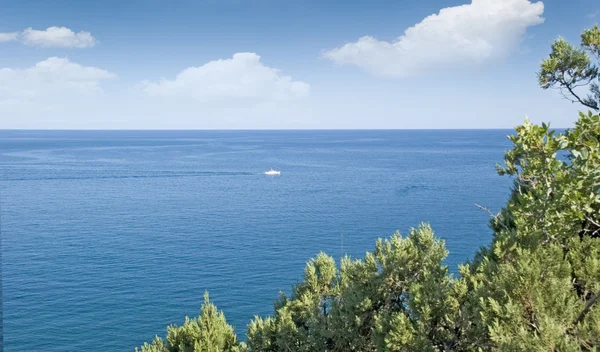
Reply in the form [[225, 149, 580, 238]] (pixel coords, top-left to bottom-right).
[[1, 130, 513, 352]]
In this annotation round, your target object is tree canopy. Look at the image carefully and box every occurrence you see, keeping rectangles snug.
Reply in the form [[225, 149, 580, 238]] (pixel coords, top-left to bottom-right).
[[538, 24, 600, 110], [136, 292, 243, 352]]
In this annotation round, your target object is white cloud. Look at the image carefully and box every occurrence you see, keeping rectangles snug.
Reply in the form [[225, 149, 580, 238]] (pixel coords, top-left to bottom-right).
[[0, 32, 18, 42], [0, 57, 116, 107], [0, 54, 313, 129], [323, 0, 545, 76], [142, 52, 310, 102], [0, 26, 97, 48]]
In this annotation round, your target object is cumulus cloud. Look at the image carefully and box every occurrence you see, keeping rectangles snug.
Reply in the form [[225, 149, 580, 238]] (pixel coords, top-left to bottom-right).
[[142, 52, 310, 102], [323, 0, 545, 76], [0, 57, 116, 106], [0, 54, 312, 129], [0, 26, 97, 48]]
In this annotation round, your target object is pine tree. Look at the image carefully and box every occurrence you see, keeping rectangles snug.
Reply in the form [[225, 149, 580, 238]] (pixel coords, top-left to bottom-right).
[[136, 292, 244, 352]]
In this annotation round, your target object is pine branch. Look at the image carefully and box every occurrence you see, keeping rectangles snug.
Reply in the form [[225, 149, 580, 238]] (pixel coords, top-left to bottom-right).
[[564, 84, 600, 110], [475, 204, 509, 231], [574, 290, 600, 325]]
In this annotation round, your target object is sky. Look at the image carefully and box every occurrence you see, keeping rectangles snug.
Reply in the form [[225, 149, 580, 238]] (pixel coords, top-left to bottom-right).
[[0, 0, 598, 129]]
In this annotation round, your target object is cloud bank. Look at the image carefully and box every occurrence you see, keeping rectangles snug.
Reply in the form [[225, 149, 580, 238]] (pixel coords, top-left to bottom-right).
[[142, 53, 310, 103], [0, 26, 97, 48], [0, 57, 116, 113], [0, 54, 311, 128], [323, 0, 545, 76]]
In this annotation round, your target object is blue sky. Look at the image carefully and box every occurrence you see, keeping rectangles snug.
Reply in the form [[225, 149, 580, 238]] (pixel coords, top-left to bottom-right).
[[0, 0, 598, 129]]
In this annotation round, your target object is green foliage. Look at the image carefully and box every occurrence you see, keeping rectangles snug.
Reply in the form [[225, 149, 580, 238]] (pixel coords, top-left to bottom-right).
[[246, 225, 460, 351], [247, 252, 339, 351], [538, 25, 600, 110], [460, 111, 600, 350], [136, 292, 244, 352], [334, 225, 457, 352]]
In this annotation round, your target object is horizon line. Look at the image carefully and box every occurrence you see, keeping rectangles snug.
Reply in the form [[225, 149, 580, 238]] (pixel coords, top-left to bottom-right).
[[0, 127, 568, 132]]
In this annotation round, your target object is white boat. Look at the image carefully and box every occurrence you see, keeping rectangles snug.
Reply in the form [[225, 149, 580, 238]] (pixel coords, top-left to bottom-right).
[[264, 169, 281, 175]]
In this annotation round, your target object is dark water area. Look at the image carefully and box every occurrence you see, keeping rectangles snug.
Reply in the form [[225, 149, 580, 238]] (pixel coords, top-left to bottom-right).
[[0, 130, 513, 351]]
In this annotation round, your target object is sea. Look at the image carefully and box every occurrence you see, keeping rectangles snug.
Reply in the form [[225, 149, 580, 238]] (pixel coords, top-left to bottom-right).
[[0, 130, 513, 351]]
